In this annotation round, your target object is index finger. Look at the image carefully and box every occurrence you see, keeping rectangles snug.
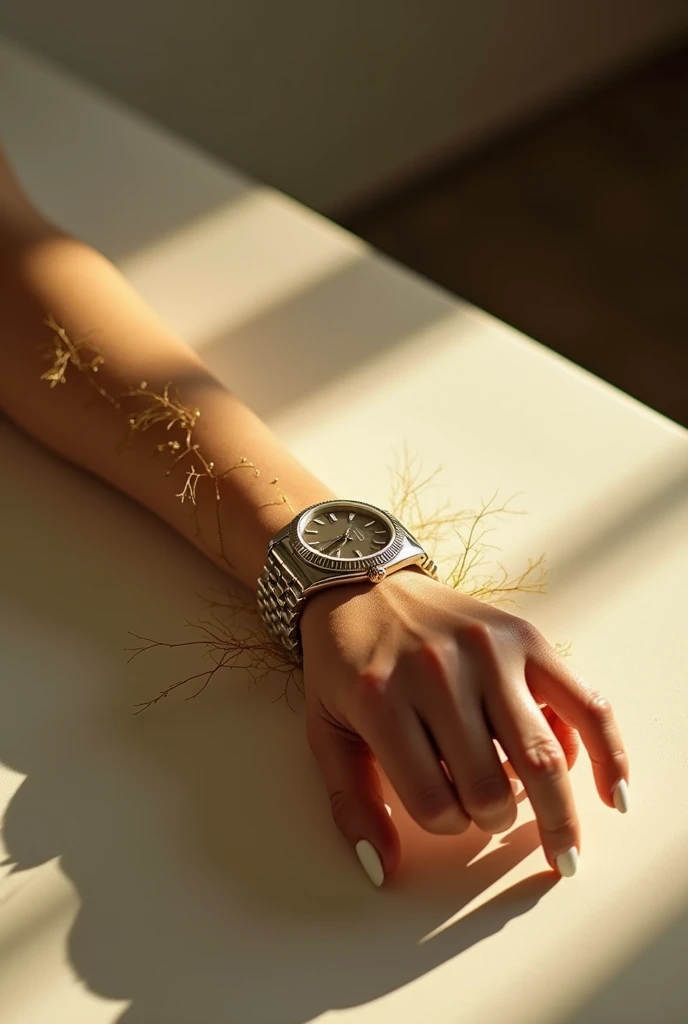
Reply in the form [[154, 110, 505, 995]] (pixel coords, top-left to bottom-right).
[[526, 650, 629, 813]]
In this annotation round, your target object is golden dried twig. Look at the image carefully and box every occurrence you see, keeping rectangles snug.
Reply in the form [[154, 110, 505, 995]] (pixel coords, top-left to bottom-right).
[[42, 316, 119, 408], [391, 447, 545, 606], [39, 320, 567, 707], [389, 442, 470, 550], [127, 596, 301, 713], [40, 321, 293, 567], [131, 449, 562, 711], [436, 490, 547, 605]]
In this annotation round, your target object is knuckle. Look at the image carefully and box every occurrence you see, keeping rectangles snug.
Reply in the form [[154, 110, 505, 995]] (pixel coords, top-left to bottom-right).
[[540, 815, 578, 844], [468, 775, 512, 813], [462, 620, 499, 661], [359, 667, 388, 695], [584, 690, 614, 726], [511, 616, 543, 648], [416, 636, 456, 677], [417, 636, 454, 667], [522, 737, 567, 781], [416, 640, 457, 699], [351, 668, 389, 718], [411, 783, 461, 829], [593, 747, 629, 772], [328, 788, 354, 834]]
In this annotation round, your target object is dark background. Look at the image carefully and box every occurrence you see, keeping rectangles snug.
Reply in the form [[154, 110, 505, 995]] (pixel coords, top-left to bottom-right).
[[343, 40, 688, 428]]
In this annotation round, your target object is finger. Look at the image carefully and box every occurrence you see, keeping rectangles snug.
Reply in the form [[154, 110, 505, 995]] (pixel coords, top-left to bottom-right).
[[487, 682, 580, 876], [351, 666, 471, 837], [527, 651, 629, 812], [413, 645, 516, 835], [542, 705, 580, 771], [307, 709, 399, 886], [503, 705, 579, 775]]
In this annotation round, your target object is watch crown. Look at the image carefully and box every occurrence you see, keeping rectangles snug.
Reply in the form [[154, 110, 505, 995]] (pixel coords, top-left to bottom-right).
[[367, 566, 386, 583]]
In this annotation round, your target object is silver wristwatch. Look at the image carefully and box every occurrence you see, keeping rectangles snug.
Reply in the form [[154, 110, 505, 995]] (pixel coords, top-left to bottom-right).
[[257, 499, 437, 662]]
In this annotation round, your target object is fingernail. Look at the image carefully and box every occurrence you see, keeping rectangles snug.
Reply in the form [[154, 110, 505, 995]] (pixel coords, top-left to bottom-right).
[[355, 840, 384, 887], [612, 779, 629, 814], [384, 803, 392, 817], [555, 847, 579, 878]]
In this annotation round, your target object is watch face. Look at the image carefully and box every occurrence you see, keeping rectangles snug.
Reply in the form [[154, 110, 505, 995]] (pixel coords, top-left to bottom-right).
[[299, 503, 393, 560]]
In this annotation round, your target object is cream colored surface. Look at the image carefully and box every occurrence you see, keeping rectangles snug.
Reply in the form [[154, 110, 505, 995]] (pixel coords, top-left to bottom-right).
[[1, 38, 687, 1024]]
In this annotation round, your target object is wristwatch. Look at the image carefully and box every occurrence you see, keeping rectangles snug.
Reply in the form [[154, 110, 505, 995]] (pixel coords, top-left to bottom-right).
[[257, 498, 437, 662]]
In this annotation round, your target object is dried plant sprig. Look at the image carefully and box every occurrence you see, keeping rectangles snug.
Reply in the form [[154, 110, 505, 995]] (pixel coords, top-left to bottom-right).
[[127, 601, 300, 713], [131, 449, 561, 710], [391, 446, 545, 605], [42, 316, 119, 408], [40, 320, 293, 567], [436, 490, 547, 604], [389, 442, 472, 552]]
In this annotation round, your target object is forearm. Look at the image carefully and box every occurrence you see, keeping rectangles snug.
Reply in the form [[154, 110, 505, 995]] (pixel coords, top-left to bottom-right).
[[0, 167, 333, 588]]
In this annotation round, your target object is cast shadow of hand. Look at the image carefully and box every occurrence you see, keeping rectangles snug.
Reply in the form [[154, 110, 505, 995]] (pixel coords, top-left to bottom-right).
[[0, 423, 557, 1024]]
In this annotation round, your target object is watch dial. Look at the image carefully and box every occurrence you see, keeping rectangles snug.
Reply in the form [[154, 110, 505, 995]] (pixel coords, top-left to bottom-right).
[[299, 505, 393, 560]]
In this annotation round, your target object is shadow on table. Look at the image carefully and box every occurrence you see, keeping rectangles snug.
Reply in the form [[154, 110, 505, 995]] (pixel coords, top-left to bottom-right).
[[566, 904, 688, 1023], [1, 52, 253, 266], [198, 251, 459, 422], [0, 421, 552, 1024]]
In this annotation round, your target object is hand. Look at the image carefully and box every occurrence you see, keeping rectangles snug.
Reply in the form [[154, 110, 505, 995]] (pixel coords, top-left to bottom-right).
[[300, 568, 628, 886]]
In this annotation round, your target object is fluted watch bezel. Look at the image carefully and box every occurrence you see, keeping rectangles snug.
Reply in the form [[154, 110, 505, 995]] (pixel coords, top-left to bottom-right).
[[288, 499, 405, 573]]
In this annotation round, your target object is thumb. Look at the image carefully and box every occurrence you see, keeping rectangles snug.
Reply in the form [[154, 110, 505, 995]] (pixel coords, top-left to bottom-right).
[[307, 711, 400, 886]]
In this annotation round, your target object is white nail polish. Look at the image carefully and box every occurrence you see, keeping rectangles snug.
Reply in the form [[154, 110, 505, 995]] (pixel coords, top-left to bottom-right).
[[556, 847, 579, 878], [355, 840, 384, 887], [613, 779, 629, 814]]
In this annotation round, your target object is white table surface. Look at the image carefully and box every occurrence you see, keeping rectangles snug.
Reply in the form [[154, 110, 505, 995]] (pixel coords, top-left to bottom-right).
[[1, 36, 687, 1024]]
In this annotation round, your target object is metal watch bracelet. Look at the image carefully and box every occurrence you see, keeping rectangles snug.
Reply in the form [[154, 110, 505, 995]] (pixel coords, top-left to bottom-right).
[[256, 544, 307, 662], [257, 540, 437, 665]]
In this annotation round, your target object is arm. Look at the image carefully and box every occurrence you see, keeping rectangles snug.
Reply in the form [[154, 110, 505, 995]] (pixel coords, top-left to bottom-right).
[[0, 150, 332, 589], [0, 149, 629, 886]]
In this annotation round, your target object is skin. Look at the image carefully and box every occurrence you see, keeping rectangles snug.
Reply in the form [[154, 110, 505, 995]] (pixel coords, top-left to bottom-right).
[[0, 147, 629, 883]]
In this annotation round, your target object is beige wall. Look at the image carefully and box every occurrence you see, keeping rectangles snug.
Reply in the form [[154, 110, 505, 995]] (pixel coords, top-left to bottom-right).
[[1, 1, 685, 211]]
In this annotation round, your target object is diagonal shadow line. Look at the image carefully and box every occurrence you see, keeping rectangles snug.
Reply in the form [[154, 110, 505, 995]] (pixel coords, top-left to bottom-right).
[[541, 448, 688, 592], [565, 897, 688, 1023], [0, 420, 559, 1024], [198, 253, 460, 421], [0, 55, 254, 264], [419, 871, 558, 963]]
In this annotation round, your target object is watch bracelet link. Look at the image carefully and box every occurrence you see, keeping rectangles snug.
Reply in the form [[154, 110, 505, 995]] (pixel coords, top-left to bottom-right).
[[256, 545, 306, 662], [257, 542, 438, 665]]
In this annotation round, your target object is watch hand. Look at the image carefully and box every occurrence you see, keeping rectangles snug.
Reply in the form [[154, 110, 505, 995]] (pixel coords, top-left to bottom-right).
[[323, 533, 347, 553]]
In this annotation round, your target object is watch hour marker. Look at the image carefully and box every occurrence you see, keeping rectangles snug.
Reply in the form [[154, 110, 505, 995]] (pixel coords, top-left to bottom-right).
[[374, 529, 386, 535], [363, 520, 375, 528], [348, 512, 355, 522], [313, 518, 325, 525], [327, 512, 337, 522], [353, 548, 363, 557], [372, 540, 386, 547], [304, 529, 318, 535]]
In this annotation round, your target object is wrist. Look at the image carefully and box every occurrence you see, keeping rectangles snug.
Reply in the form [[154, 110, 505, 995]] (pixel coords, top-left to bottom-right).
[[215, 480, 335, 590], [256, 498, 435, 662]]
